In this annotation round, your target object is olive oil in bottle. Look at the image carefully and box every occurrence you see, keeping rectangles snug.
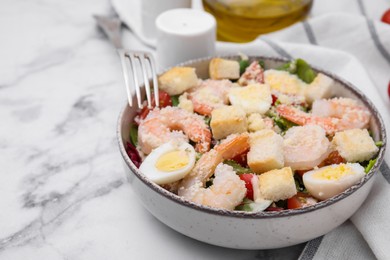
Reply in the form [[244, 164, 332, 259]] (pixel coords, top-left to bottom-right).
[[203, 0, 313, 43]]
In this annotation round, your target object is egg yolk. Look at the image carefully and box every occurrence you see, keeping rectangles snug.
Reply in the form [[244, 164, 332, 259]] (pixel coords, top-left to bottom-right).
[[312, 164, 353, 180], [155, 150, 189, 172]]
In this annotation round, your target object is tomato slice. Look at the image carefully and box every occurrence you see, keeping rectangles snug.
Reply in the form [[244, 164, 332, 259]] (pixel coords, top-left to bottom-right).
[[231, 148, 249, 166], [271, 94, 278, 106], [137, 106, 150, 121], [239, 174, 254, 200], [287, 192, 317, 209], [135, 90, 173, 123], [381, 9, 390, 24], [320, 151, 346, 166], [157, 91, 173, 108]]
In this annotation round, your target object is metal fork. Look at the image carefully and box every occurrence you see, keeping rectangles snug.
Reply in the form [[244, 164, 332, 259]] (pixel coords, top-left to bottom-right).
[[118, 51, 159, 108], [94, 14, 159, 109]]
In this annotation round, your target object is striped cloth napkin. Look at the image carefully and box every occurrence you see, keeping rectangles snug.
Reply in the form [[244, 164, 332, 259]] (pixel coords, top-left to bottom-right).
[[115, 0, 390, 258], [218, 1, 390, 259]]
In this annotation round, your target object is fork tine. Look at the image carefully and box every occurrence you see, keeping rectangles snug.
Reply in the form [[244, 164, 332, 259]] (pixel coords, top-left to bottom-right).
[[139, 53, 153, 109], [145, 53, 159, 107], [118, 49, 133, 107], [118, 51, 159, 109], [127, 52, 143, 108]]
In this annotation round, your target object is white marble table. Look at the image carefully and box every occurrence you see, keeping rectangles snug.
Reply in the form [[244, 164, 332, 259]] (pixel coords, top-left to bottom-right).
[[0, 0, 305, 258]]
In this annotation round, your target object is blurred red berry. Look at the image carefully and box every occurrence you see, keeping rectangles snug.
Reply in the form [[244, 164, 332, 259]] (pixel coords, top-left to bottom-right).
[[388, 80, 390, 100], [381, 9, 390, 24]]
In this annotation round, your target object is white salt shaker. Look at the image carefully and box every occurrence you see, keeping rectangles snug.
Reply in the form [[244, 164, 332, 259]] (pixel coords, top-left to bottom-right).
[[155, 8, 216, 70], [141, 0, 192, 40]]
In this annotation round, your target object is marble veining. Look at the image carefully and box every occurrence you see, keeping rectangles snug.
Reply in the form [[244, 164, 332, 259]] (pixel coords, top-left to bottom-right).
[[0, 0, 305, 259]]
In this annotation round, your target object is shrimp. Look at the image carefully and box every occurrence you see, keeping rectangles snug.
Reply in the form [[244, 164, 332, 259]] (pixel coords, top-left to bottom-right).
[[190, 163, 247, 210], [238, 61, 264, 86], [188, 79, 233, 116], [276, 98, 371, 135], [312, 98, 371, 129], [283, 125, 331, 170], [178, 133, 249, 210], [138, 106, 211, 154]]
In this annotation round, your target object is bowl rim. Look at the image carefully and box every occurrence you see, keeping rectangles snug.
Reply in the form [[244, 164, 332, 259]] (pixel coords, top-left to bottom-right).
[[117, 55, 387, 219]]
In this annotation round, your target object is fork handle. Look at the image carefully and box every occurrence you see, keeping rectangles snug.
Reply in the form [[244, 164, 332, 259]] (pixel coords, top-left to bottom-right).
[[111, 34, 123, 49], [94, 15, 123, 49], [106, 27, 123, 49]]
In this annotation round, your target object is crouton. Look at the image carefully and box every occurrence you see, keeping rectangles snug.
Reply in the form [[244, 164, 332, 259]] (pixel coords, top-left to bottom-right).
[[158, 67, 199, 95], [258, 167, 297, 201], [274, 92, 306, 105], [228, 83, 272, 115], [247, 113, 266, 132], [209, 58, 240, 80], [332, 129, 378, 162], [178, 93, 194, 113], [305, 73, 334, 103], [210, 105, 247, 140], [264, 69, 307, 96], [247, 129, 284, 173]]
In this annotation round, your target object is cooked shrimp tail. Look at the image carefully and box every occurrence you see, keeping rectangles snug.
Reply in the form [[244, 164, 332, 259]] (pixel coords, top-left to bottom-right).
[[138, 107, 211, 154], [215, 133, 250, 160], [178, 133, 249, 208], [188, 79, 233, 116], [312, 98, 371, 129], [191, 163, 247, 210], [277, 104, 339, 134], [276, 98, 371, 135]]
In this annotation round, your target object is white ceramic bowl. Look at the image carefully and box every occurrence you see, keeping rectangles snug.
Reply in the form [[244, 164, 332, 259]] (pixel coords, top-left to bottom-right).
[[117, 56, 387, 249]]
